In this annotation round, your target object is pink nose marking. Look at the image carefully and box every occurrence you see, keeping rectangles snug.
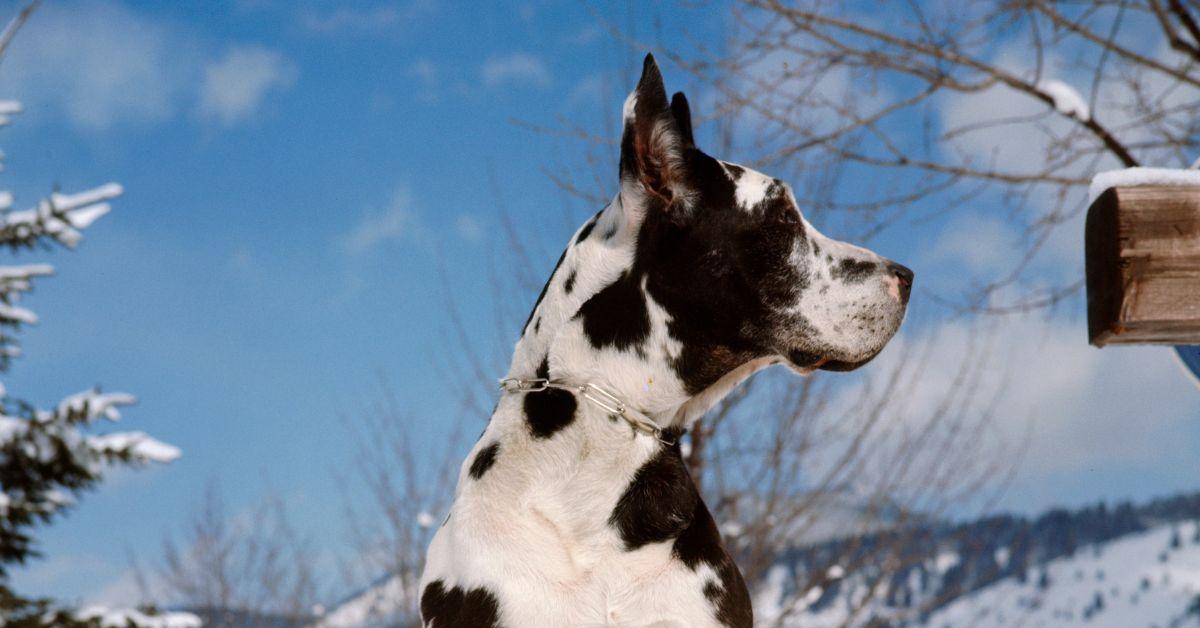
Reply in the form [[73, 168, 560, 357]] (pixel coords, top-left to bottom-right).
[[883, 275, 902, 302]]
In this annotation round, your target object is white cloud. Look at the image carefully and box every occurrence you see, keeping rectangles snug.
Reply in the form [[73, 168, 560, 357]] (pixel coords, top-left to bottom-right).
[[780, 311, 1196, 517], [844, 315, 1199, 479], [342, 188, 421, 254], [0, 2, 300, 131], [482, 53, 551, 89], [455, 215, 483, 242], [410, 59, 436, 83], [299, 2, 432, 35], [301, 6, 401, 33], [405, 59, 441, 103], [924, 213, 1020, 277], [564, 25, 602, 47], [567, 74, 607, 108], [199, 46, 297, 126], [0, 1, 189, 130], [941, 94, 1059, 180]]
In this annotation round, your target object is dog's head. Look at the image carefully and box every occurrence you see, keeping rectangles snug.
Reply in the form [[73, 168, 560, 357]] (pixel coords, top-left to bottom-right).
[[617, 55, 910, 382], [518, 55, 911, 402]]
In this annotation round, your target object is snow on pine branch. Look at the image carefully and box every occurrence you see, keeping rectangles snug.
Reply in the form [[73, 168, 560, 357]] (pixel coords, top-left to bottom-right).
[[55, 389, 136, 423], [0, 264, 53, 369], [1036, 79, 1090, 122], [87, 431, 181, 464], [0, 187, 120, 370], [0, 100, 20, 127], [0, 182, 121, 365], [0, 182, 122, 249], [0, 102, 124, 249], [0, 387, 176, 463], [0, 386, 180, 559]]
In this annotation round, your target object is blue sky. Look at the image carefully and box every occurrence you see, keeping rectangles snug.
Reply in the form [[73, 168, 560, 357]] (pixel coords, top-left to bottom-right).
[[0, 0, 1196, 607]]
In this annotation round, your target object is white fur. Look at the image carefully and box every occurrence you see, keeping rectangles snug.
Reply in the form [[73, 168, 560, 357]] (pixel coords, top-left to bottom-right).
[[788, 216, 905, 363], [731, 167, 772, 211], [622, 93, 638, 123], [422, 390, 723, 626]]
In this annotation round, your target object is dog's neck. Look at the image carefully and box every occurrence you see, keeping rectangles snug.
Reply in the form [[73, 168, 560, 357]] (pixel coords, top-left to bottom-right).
[[505, 196, 670, 422], [503, 194, 776, 430]]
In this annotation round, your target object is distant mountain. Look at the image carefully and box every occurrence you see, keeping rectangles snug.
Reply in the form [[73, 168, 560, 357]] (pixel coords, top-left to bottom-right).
[[182, 607, 311, 627], [319, 492, 1200, 627], [759, 492, 1200, 626], [317, 572, 414, 628]]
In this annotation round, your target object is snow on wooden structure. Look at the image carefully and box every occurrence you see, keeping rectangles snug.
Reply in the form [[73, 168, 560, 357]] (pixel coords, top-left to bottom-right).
[[1086, 168, 1200, 346]]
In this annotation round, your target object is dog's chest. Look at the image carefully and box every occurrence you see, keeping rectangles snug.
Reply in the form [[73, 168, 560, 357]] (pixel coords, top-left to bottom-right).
[[421, 403, 738, 626], [455, 403, 662, 572]]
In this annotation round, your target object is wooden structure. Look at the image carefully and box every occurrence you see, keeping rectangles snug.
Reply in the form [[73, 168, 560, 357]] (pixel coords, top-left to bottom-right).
[[1086, 186, 1200, 346]]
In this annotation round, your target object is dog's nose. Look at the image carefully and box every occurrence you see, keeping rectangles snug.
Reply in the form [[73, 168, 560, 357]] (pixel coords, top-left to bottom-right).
[[888, 262, 914, 288], [886, 262, 914, 301]]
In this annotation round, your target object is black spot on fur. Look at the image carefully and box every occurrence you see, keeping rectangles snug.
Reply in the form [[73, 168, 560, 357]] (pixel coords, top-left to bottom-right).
[[521, 247, 569, 336], [724, 162, 744, 180], [577, 271, 651, 351], [420, 580, 501, 627], [576, 217, 597, 244], [673, 500, 753, 627], [603, 435, 753, 626], [832, 258, 877, 284], [523, 357, 576, 438], [469, 442, 500, 479], [533, 317, 540, 334], [564, 269, 577, 294], [608, 443, 699, 550]]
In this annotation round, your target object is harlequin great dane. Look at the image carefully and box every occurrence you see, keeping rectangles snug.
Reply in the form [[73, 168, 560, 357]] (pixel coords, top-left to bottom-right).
[[419, 54, 912, 627]]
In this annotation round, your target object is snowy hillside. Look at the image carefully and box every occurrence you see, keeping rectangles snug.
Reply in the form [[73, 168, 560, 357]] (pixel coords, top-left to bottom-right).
[[318, 573, 414, 628], [758, 521, 1200, 627], [925, 522, 1200, 627]]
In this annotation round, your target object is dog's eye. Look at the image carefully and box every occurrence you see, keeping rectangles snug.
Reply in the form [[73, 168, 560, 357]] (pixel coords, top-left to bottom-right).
[[772, 203, 800, 227]]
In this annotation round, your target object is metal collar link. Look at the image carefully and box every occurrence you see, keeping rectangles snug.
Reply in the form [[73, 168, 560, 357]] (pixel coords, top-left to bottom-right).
[[499, 378, 677, 446]]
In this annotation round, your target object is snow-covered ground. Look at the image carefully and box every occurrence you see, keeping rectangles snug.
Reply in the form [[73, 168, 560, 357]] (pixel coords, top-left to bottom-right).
[[318, 573, 415, 628], [758, 522, 1200, 627], [76, 606, 201, 628], [924, 522, 1200, 627]]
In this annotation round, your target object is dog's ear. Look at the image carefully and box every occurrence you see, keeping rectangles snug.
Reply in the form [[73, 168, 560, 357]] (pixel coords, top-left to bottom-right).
[[669, 91, 695, 149], [619, 54, 691, 224]]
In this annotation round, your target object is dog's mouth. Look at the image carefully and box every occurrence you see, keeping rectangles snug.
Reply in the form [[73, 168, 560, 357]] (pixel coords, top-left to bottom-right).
[[785, 348, 879, 373], [816, 355, 879, 372]]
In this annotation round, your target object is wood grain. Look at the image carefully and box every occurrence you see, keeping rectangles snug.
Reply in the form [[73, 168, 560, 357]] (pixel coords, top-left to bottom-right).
[[1086, 186, 1200, 346]]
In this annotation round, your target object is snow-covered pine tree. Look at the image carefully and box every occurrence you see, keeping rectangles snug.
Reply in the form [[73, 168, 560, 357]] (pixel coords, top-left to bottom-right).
[[0, 3, 185, 624]]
